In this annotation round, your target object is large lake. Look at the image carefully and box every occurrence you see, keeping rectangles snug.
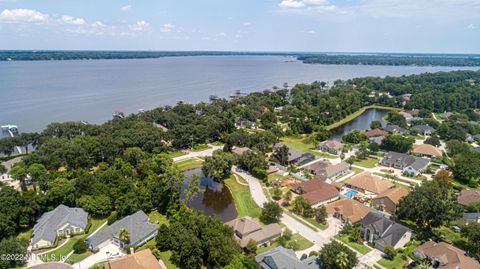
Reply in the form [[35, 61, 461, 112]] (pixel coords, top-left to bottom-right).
[[0, 55, 477, 132]]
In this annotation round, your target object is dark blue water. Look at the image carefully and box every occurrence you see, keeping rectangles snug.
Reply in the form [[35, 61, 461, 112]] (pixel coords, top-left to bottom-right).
[[332, 108, 389, 141], [0, 56, 476, 132]]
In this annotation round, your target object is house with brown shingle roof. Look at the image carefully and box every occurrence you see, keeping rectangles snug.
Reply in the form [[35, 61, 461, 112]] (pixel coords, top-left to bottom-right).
[[372, 187, 409, 214], [318, 140, 344, 155], [457, 189, 480, 207], [411, 144, 443, 158], [414, 241, 480, 269], [325, 198, 370, 224], [365, 129, 389, 138], [226, 217, 281, 248], [344, 172, 394, 196], [104, 249, 162, 269], [291, 180, 340, 206]]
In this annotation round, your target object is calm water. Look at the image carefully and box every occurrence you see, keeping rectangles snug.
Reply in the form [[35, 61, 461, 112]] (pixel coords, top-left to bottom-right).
[[0, 55, 477, 132], [332, 108, 389, 141], [183, 168, 237, 222]]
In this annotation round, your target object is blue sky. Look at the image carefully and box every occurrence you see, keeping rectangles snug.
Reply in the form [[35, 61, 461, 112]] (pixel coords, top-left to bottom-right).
[[0, 0, 479, 53]]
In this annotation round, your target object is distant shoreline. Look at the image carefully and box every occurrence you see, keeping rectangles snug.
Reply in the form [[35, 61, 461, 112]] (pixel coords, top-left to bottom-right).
[[1, 51, 480, 67]]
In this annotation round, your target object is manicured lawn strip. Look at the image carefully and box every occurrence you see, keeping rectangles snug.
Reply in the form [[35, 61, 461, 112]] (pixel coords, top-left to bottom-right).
[[66, 251, 93, 264], [176, 158, 204, 171], [336, 235, 372, 254], [353, 157, 379, 168], [160, 251, 180, 269], [283, 210, 318, 232], [291, 233, 314, 250], [41, 238, 77, 262], [225, 176, 261, 218], [326, 105, 400, 131], [87, 217, 107, 236], [16, 228, 32, 241], [280, 137, 338, 158], [303, 217, 328, 230], [191, 144, 210, 152], [167, 151, 186, 158], [377, 256, 406, 269]]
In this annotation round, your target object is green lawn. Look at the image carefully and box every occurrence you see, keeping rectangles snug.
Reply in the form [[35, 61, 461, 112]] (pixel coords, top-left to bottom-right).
[[225, 175, 262, 218], [148, 210, 169, 226], [176, 158, 204, 171], [282, 210, 320, 232], [16, 228, 33, 242], [257, 233, 313, 254], [377, 256, 406, 269], [87, 217, 107, 236], [40, 238, 78, 262], [159, 251, 179, 269], [268, 173, 289, 183], [191, 144, 210, 152], [280, 137, 337, 158], [336, 235, 372, 254], [432, 226, 469, 250], [354, 157, 379, 168], [67, 251, 93, 264], [167, 151, 186, 158]]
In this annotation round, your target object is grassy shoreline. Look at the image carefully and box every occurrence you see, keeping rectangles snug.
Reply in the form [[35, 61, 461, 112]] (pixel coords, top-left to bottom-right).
[[326, 105, 400, 131]]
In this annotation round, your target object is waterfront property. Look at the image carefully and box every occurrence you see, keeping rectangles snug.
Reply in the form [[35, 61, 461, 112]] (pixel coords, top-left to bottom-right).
[[255, 246, 321, 269], [32, 205, 88, 249], [383, 125, 408, 134], [365, 128, 388, 138], [381, 152, 430, 176], [226, 217, 281, 248], [273, 143, 314, 165], [414, 241, 480, 269], [360, 212, 413, 251], [291, 180, 340, 207], [344, 172, 394, 196], [318, 140, 344, 155], [103, 249, 161, 269], [86, 211, 158, 252], [372, 187, 409, 215], [325, 198, 370, 224]]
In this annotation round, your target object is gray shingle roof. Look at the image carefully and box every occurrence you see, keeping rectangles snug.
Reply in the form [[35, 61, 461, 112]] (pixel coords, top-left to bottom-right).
[[86, 211, 158, 250], [32, 205, 88, 245], [412, 125, 435, 133], [408, 158, 430, 171], [361, 212, 411, 248], [384, 125, 408, 134], [256, 246, 319, 269]]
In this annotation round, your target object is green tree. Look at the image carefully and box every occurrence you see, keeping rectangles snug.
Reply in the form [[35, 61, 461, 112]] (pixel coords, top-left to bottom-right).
[[386, 112, 407, 127], [384, 245, 397, 260], [245, 239, 257, 255], [0, 237, 29, 269], [461, 222, 480, 259], [424, 136, 441, 147], [77, 195, 112, 216], [0, 164, 6, 175], [272, 145, 289, 166], [202, 150, 234, 182], [342, 130, 367, 144], [381, 135, 414, 153], [319, 240, 358, 269], [370, 121, 382, 130], [315, 206, 328, 224], [452, 151, 480, 187], [73, 239, 87, 254], [292, 196, 314, 218], [119, 228, 130, 247], [260, 202, 283, 224], [10, 164, 28, 191]]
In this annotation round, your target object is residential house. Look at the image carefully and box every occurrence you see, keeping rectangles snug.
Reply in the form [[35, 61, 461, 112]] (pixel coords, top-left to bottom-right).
[[369, 136, 385, 145], [304, 160, 351, 181], [399, 111, 413, 122], [411, 125, 435, 136], [365, 129, 389, 138], [383, 125, 408, 134], [381, 152, 430, 176], [255, 246, 321, 269], [360, 212, 413, 251], [103, 249, 162, 269], [457, 213, 480, 226], [291, 180, 340, 206], [325, 198, 370, 224], [32, 205, 88, 249], [226, 217, 281, 248], [411, 144, 444, 158], [344, 172, 394, 196], [401, 94, 412, 102], [440, 112, 453, 119], [457, 189, 480, 207], [0, 156, 23, 181], [273, 143, 313, 165], [231, 146, 251, 155], [86, 211, 158, 252], [318, 140, 344, 155], [372, 187, 409, 215], [414, 241, 480, 269]]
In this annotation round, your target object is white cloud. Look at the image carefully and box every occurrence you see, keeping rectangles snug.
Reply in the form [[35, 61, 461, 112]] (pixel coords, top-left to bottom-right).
[[92, 21, 106, 28], [0, 8, 49, 23], [121, 5, 132, 12], [215, 32, 227, 37], [301, 29, 316, 34], [242, 22, 251, 26], [279, 0, 305, 8], [129, 20, 149, 31], [160, 23, 176, 33], [467, 23, 475, 29], [61, 15, 86, 25]]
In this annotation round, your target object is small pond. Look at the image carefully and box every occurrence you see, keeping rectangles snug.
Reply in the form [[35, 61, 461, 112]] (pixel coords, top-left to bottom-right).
[[182, 168, 238, 222], [331, 108, 389, 141]]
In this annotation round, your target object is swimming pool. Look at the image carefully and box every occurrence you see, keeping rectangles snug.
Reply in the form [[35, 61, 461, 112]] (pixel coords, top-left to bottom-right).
[[344, 189, 359, 198]]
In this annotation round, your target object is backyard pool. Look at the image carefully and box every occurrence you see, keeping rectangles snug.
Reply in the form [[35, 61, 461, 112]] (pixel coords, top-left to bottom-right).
[[344, 189, 359, 198]]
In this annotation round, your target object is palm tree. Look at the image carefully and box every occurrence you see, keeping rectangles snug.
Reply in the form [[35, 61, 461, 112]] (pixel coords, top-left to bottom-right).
[[119, 228, 130, 248], [335, 252, 350, 269]]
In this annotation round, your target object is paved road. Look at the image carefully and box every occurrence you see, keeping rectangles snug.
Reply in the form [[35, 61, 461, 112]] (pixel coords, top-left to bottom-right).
[[172, 145, 223, 162]]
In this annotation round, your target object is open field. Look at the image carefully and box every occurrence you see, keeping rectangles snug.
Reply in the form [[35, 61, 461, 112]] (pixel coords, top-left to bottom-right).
[[176, 158, 204, 170], [225, 175, 262, 218]]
